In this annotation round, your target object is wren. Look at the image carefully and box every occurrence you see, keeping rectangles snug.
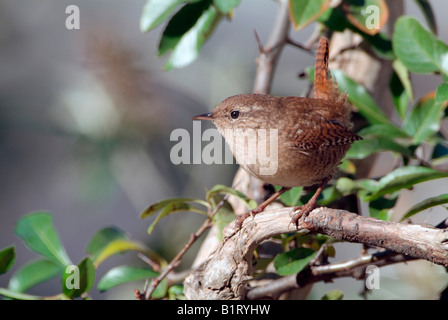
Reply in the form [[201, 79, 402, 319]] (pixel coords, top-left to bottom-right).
[[193, 37, 362, 229]]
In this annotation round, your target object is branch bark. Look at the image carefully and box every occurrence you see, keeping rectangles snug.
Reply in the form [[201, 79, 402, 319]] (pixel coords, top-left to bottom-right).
[[184, 207, 448, 299]]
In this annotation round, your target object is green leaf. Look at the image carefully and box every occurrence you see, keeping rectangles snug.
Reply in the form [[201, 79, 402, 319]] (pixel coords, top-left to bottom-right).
[[318, 6, 349, 32], [141, 198, 208, 234], [141, 197, 209, 219], [97, 265, 166, 298], [413, 0, 437, 34], [341, 0, 389, 36], [401, 194, 448, 221], [317, 185, 342, 206], [412, 83, 448, 144], [86, 227, 152, 267], [0, 288, 43, 300], [14, 211, 72, 267], [277, 186, 303, 207], [345, 137, 412, 159], [331, 70, 392, 126], [368, 196, 397, 221], [321, 289, 344, 300], [402, 92, 435, 137], [168, 285, 185, 300], [207, 184, 257, 210], [140, 0, 186, 33], [62, 257, 95, 298], [362, 166, 448, 201], [393, 17, 448, 77], [160, 0, 221, 70], [392, 59, 414, 117], [213, 0, 241, 14], [274, 248, 316, 276], [211, 200, 235, 241], [390, 69, 410, 120], [8, 259, 63, 293], [147, 202, 207, 234], [288, 0, 330, 30], [0, 246, 15, 274], [356, 124, 410, 139]]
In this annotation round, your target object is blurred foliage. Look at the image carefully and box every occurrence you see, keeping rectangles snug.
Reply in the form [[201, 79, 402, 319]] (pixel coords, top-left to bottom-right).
[[1, 0, 448, 300]]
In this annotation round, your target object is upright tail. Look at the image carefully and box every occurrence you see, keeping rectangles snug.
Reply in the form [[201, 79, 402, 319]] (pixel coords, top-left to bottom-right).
[[313, 37, 339, 100]]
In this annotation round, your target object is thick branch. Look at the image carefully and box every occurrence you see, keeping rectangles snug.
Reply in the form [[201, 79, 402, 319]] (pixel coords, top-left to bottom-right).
[[184, 207, 448, 299]]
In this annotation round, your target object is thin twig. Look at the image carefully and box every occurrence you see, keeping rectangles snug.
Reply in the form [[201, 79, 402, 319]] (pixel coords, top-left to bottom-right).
[[246, 249, 414, 300], [137, 252, 160, 272], [286, 37, 315, 54], [143, 195, 229, 299], [252, 0, 290, 94]]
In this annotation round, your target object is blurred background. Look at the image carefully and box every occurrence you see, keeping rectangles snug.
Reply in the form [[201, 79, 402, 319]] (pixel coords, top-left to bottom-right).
[[0, 0, 447, 300]]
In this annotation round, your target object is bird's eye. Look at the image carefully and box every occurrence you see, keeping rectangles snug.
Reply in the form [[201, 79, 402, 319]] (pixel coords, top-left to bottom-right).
[[230, 110, 240, 119]]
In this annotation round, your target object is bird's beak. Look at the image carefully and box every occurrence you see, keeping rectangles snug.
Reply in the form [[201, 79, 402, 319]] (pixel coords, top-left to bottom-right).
[[192, 112, 215, 121]]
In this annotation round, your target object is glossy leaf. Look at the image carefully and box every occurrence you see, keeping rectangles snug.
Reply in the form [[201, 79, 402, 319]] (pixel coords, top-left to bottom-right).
[[317, 185, 342, 206], [274, 248, 316, 276], [62, 257, 95, 298], [392, 59, 413, 118], [402, 91, 435, 137], [141, 197, 208, 219], [277, 186, 303, 207], [0, 288, 43, 300], [147, 202, 207, 234], [368, 196, 397, 221], [158, 1, 211, 56], [213, 0, 241, 14], [362, 166, 448, 201], [14, 211, 71, 267], [8, 259, 63, 293], [159, 1, 221, 70], [98, 265, 166, 298], [211, 200, 235, 240], [342, 0, 389, 35], [393, 17, 448, 77], [331, 70, 392, 126], [207, 184, 257, 210], [0, 246, 15, 274], [390, 69, 410, 120], [140, 0, 185, 32], [141, 197, 208, 234], [345, 137, 412, 159], [412, 83, 448, 144], [401, 194, 448, 221], [321, 289, 344, 300], [87, 227, 151, 267], [288, 0, 330, 30], [356, 124, 410, 139]]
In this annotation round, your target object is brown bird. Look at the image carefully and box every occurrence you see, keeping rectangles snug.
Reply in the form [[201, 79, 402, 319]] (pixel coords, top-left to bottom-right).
[[193, 37, 362, 229]]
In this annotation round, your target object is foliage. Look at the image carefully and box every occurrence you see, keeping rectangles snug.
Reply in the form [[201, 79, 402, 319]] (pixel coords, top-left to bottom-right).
[[1, 0, 448, 300]]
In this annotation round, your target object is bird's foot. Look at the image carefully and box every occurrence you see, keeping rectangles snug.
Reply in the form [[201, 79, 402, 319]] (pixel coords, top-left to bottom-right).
[[290, 200, 317, 229], [234, 207, 264, 230]]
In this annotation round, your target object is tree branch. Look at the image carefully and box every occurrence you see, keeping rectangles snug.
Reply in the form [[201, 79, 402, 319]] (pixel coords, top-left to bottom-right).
[[184, 207, 448, 299], [246, 249, 414, 299], [252, 0, 290, 94]]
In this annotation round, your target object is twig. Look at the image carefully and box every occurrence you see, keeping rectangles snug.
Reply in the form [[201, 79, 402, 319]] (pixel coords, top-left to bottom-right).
[[142, 195, 229, 300], [246, 249, 414, 300], [252, 0, 290, 94], [286, 37, 315, 54], [137, 252, 160, 272]]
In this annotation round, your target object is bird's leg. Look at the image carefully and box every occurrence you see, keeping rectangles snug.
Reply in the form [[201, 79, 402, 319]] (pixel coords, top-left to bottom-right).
[[291, 177, 329, 228], [235, 186, 291, 229]]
